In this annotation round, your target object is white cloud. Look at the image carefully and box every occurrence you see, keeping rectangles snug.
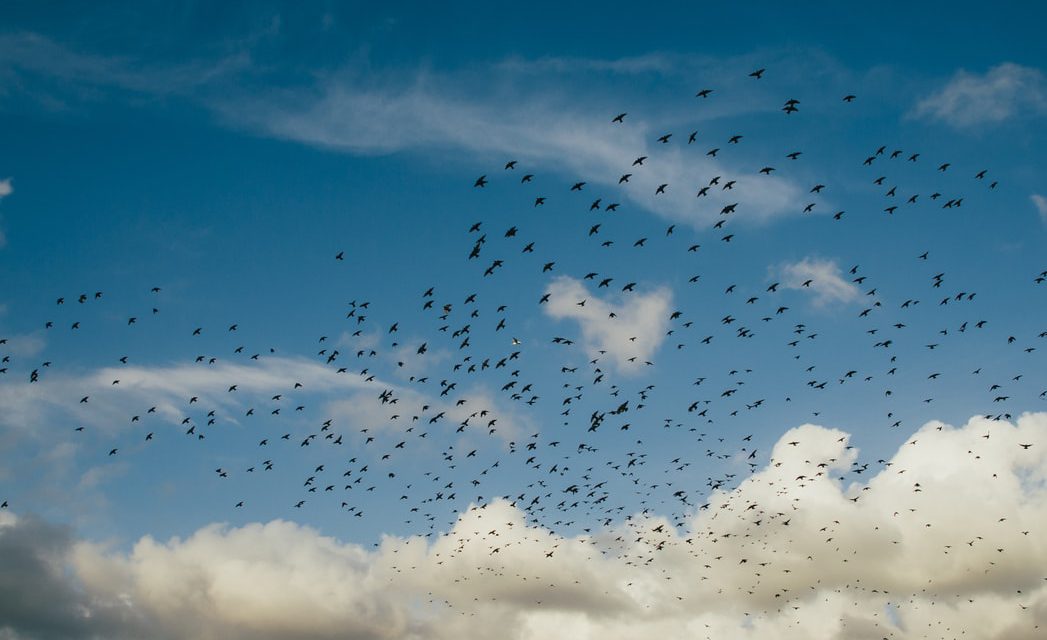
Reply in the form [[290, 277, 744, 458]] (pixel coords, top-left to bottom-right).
[[218, 68, 804, 228], [1032, 194, 1047, 225], [325, 380, 529, 444], [2, 33, 815, 227], [778, 257, 860, 307], [4, 412, 1047, 639], [0, 356, 375, 438], [542, 276, 672, 373], [0, 331, 46, 358], [0, 353, 529, 453], [0, 177, 10, 248], [913, 62, 1047, 128]]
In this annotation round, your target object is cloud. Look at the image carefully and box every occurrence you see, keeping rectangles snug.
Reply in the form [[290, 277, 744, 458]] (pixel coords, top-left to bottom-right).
[[2, 32, 817, 227], [0, 353, 529, 463], [1032, 194, 1047, 225], [912, 62, 1047, 128], [216, 65, 805, 227], [0, 332, 46, 358], [542, 276, 672, 373], [0, 177, 10, 248], [4, 412, 1047, 639], [324, 380, 530, 444], [778, 257, 860, 307], [0, 356, 373, 439], [0, 32, 251, 104], [0, 512, 148, 640], [496, 52, 681, 76]]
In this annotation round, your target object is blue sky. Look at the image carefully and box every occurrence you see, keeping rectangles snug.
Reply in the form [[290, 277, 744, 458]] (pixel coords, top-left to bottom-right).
[[2, 3, 1047, 639]]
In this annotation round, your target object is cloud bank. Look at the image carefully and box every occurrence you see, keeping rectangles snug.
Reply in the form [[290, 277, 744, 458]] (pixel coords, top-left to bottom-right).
[[4, 412, 1046, 639]]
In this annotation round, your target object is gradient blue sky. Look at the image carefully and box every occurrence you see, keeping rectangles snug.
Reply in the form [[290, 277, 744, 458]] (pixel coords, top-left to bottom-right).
[[1, 3, 1047, 639]]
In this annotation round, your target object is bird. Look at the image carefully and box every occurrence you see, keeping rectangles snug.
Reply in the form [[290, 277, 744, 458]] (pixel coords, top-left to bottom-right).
[[4, 57, 1026, 639]]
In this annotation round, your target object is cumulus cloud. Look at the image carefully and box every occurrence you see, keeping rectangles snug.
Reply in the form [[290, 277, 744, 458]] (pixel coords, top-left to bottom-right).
[[542, 276, 672, 373], [778, 257, 860, 307], [1032, 193, 1047, 225], [912, 62, 1047, 128], [0, 512, 148, 640], [4, 412, 1047, 639]]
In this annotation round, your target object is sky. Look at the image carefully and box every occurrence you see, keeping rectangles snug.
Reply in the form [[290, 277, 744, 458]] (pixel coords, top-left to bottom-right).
[[1, 2, 1047, 638]]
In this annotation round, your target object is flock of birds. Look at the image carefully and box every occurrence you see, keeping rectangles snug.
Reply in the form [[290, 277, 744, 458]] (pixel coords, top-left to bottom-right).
[[3, 66, 1046, 635]]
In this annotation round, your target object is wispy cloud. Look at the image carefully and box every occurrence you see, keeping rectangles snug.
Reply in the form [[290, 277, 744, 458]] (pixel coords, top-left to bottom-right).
[[778, 257, 860, 307], [0, 32, 251, 109], [1, 32, 828, 227], [221, 71, 805, 227], [0, 331, 45, 358], [496, 52, 683, 76], [0, 356, 368, 441], [324, 380, 529, 444], [0, 354, 528, 454], [0, 177, 10, 248], [912, 62, 1047, 128], [1032, 193, 1047, 225], [542, 276, 672, 372], [4, 413, 1046, 640]]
